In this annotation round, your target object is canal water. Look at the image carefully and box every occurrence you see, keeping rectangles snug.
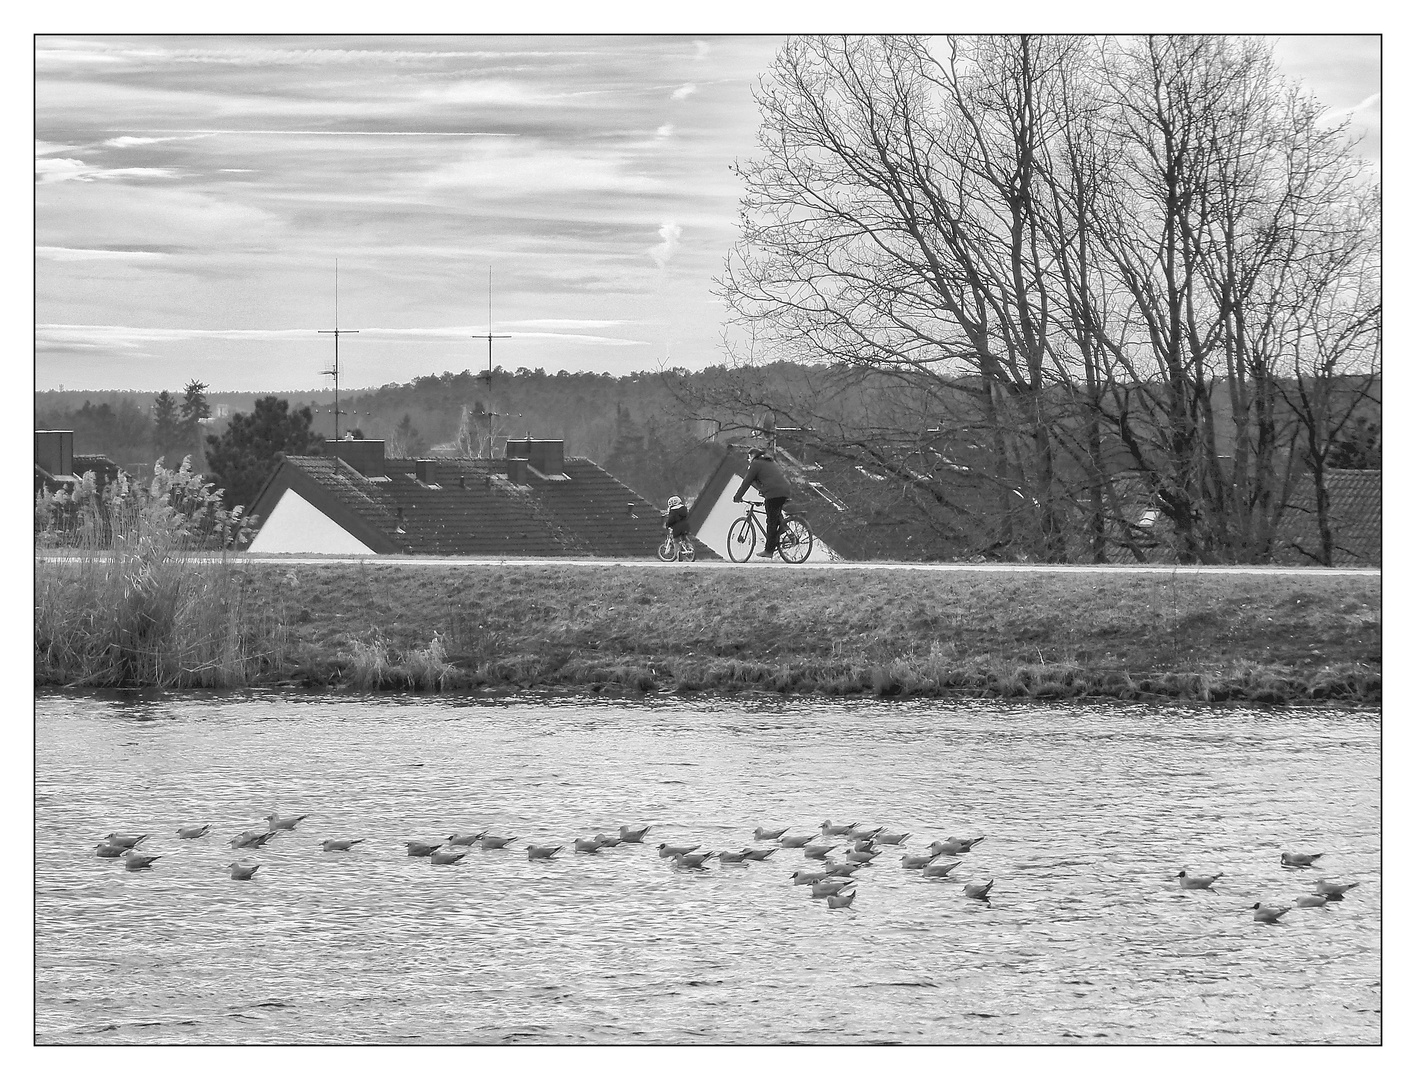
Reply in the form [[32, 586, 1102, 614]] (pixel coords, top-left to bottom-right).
[[35, 692, 1380, 1045]]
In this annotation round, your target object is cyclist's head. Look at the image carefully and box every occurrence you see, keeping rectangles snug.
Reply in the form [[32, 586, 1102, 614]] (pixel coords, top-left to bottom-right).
[[667, 495, 683, 509], [749, 447, 765, 459]]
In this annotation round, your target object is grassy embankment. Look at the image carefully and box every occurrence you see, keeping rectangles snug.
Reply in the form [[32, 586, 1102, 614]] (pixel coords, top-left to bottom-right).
[[35, 556, 1381, 704]]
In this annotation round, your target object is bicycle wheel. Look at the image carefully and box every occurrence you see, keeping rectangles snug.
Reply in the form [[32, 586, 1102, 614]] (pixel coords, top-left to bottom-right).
[[778, 516, 814, 563], [726, 516, 758, 562], [679, 538, 697, 563], [656, 534, 677, 562]]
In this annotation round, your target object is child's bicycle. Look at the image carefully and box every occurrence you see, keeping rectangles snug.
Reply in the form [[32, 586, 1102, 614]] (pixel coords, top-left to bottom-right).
[[656, 528, 698, 562]]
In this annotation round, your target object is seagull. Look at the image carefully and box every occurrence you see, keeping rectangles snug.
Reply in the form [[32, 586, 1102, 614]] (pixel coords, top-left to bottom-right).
[[1281, 852, 1324, 868], [803, 842, 837, 860], [480, 833, 518, 850], [103, 832, 147, 850], [672, 851, 716, 869], [231, 830, 277, 849], [818, 862, 860, 878], [1252, 902, 1292, 923], [527, 844, 562, 860], [849, 838, 880, 853], [124, 851, 161, 871], [593, 833, 624, 847], [321, 839, 365, 852], [432, 850, 468, 865], [1314, 879, 1360, 900], [619, 825, 651, 843], [820, 820, 859, 836], [740, 848, 775, 861], [1293, 894, 1330, 908], [922, 859, 963, 878], [845, 849, 880, 865], [791, 869, 834, 886], [827, 890, 857, 909], [574, 837, 605, 853], [929, 837, 983, 856], [778, 833, 817, 848], [94, 842, 128, 858], [875, 830, 911, 846], [1176, 869, 1224, 890], [718, 849, 751, 864], [227, 861, 259, 880], [964, 879, 995, 900], [447, 832, 482, 846], [901, 852, 940, 869], [176, 825, 210, 840], [753, 826, 789, 840], [264, 813, 309, 831], [657, 842, 700, 858], [406, 841, 442, 857], [811, 878, 856, 897]]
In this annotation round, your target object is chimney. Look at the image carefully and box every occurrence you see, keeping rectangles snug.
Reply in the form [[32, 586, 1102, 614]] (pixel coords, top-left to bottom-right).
[[505, 438, 564, 476], [415, 459, 438, 486], [505, 457, 529, 485], [394, 506, 406, 534], [326, 439, 386, 477], [35, 430, 74, 478]]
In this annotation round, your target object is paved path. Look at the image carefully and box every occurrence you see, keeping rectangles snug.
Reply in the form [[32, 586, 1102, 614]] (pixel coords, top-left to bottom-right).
[[39, 553, 1376, 577]]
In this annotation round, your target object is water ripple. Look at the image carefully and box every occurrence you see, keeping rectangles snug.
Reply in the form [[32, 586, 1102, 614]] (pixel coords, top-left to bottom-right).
[[36, 693, 1379, 1044]]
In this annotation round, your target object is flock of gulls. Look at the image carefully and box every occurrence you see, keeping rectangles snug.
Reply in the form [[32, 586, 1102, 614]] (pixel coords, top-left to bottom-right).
[[1177, 852, 1363, 923], [91, 815, 1361, 919]]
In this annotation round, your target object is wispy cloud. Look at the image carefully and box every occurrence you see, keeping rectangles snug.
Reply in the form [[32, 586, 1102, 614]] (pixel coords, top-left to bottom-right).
[[671, 84, 697, 101], [650, 222, 683, 269]]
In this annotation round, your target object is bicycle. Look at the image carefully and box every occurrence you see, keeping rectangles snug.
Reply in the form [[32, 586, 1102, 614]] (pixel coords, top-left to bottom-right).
[[656, 528, 697, 562], [726, 499, 814, 563]]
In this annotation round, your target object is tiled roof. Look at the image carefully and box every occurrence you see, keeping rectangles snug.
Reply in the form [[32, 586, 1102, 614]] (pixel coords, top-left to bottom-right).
[[690, 447, 981, 562], [1278, 469, 1381, 567], [266, 453, 668, 557]]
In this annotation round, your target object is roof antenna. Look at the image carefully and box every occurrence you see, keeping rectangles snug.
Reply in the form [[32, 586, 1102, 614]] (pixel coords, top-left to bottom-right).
[[319, 258, 359, 440], [477, 265, 509, 381]]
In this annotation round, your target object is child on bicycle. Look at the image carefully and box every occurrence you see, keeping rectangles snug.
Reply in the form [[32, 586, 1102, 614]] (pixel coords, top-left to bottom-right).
[[664, 495, 691, 538]]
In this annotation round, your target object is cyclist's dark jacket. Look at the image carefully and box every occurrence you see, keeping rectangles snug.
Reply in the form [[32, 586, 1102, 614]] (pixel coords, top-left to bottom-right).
[[734, 455, 792, 501], [665, 505, 690, 536]]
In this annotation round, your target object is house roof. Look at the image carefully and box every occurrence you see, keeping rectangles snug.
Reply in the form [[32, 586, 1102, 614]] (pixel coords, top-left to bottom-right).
[[248, 449, 673, 557], [1278, 468, 1381, 567], [688, 446, 970, 561]]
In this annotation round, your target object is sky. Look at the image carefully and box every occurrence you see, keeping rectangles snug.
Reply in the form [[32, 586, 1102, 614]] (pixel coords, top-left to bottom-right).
[[33, 33, 1381, 394]]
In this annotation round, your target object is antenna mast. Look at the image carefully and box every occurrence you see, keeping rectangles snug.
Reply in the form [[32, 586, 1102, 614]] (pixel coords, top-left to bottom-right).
[[319, 259, 359, 440], [478, 266, 510, 380]]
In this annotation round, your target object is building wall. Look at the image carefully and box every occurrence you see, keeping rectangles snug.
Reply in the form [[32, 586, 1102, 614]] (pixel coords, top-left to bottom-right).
[[248, 488, 376, 555], [694, 470, 838, 562]]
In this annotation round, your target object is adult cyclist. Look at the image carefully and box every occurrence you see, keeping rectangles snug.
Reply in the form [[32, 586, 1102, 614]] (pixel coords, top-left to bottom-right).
[[732, 447, 793, 559]]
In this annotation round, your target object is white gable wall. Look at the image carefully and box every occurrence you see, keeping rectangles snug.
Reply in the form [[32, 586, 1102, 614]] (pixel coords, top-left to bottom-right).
[[248, 488, 376, 555], [694, 471, 838, 562]]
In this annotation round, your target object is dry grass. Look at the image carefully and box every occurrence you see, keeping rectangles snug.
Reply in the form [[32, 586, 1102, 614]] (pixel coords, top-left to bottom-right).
[[39, 559, 1368, 704]]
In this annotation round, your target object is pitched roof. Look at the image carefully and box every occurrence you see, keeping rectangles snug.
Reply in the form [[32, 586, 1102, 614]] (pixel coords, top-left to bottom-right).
[[688, 447, 970, 561], [1278, 469, 1381, 567], [249, 450, 672, 557]]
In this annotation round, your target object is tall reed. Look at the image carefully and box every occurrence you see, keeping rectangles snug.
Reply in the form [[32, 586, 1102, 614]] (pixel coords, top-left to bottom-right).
[[34, 459, 278, 688]]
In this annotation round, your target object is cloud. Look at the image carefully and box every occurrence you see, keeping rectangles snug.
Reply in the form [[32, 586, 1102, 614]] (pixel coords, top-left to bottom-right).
[[36, 323, 650, 349], [35, 154, 183, 184], [650, 222, 682, 269], [655, 124, 674, 140], [37, 246, 169, 262], [671, 84, 697, 101]]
